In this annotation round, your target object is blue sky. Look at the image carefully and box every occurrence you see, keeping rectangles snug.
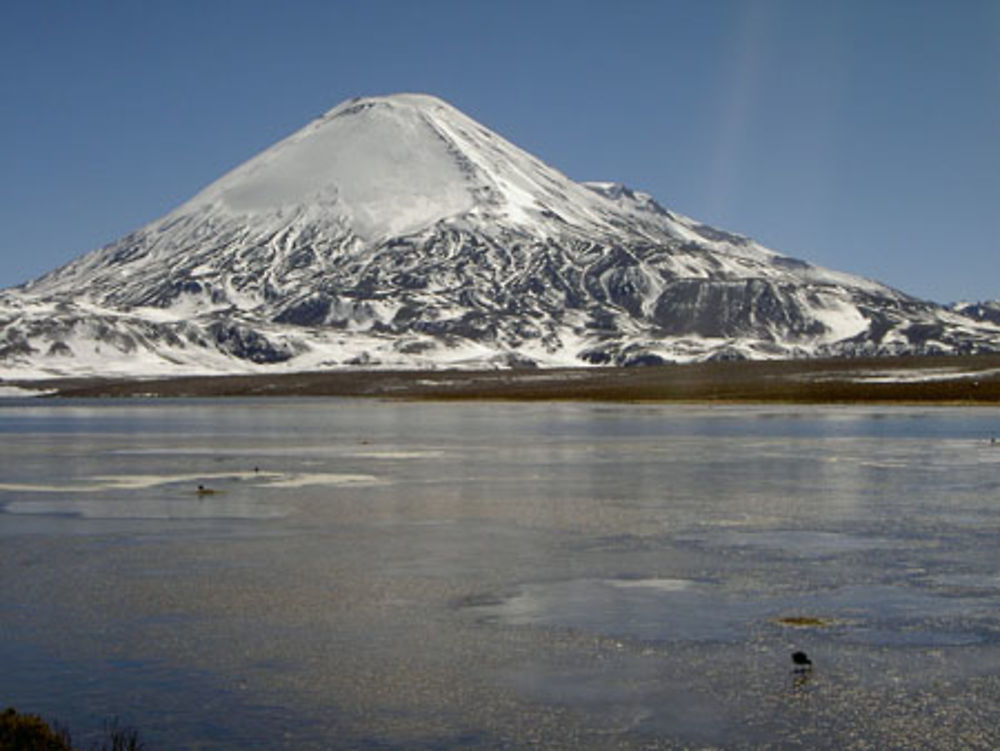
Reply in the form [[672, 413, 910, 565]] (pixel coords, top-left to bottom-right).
[[1, 0, 997, 302]]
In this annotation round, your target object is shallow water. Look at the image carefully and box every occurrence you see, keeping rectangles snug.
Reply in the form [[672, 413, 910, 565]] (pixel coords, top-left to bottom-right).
[[1, 398, 1000, 749]]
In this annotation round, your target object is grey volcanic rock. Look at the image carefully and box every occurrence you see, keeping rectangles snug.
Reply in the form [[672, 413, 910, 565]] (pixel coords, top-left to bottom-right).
[[1, 93, 998, 378], [954, 301, 1000, 327]]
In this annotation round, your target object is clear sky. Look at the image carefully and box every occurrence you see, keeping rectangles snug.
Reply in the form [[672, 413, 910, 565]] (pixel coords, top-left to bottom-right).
[[1, 0, 997, 302]]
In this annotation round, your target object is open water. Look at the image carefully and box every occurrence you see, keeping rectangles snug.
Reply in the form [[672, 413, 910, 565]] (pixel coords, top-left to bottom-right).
[[1, 398, 1000, 749]]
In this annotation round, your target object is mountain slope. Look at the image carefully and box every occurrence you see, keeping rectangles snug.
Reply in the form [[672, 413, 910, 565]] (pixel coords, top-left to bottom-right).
[[2, 93, 999, 378], [954, 300, 1000, 327]]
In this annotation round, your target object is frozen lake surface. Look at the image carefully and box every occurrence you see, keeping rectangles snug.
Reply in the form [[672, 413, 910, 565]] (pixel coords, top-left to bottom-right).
[[2, 398, 1000, 749]]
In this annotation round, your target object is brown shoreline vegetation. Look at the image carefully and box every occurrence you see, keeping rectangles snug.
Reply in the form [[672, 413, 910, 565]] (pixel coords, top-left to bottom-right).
[[7, 354, 1000, 403], [0, 707, 143, 751]]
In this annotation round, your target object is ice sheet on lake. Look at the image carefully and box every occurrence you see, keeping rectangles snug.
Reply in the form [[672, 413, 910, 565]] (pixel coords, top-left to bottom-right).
[[111, 446, 444, 460], [471, 577, 1000, 647], [0, 470, 381, 494]]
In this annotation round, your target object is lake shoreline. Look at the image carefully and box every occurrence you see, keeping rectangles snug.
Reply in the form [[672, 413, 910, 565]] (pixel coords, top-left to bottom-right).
[[7, 354, 1000, 403]]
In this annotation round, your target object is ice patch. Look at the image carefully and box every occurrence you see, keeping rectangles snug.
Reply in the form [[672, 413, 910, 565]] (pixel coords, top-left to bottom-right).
[[470, 578, 997, 647], [111, 446, 443, 461], [797, 367, 1000, 385], [0, 471, 271, 493], [852, 367, 1000, 384], [349, 451, 444, 460], [0, 470, 380, 493], [262, 473, 381, 488], [0, 386, 55, 398], [606, 578, 694, 592]]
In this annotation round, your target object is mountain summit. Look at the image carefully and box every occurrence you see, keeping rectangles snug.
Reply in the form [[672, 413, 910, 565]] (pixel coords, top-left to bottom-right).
[[3, 93, 999, 377]]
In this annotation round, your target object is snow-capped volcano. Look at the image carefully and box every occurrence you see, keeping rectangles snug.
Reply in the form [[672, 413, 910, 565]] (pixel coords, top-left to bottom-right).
[[3, 93, 999, 378]]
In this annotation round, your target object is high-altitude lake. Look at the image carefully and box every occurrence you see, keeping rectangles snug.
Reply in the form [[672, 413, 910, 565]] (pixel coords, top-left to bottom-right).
[[2, 398, 1000, 749]]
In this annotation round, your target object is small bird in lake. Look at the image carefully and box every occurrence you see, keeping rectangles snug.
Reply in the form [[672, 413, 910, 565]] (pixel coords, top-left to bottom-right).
[[791, 650, 813, 672], [196, 484, 217, 496]]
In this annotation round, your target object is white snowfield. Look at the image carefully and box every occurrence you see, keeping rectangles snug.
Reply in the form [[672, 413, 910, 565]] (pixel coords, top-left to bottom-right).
[[800, 367, 1000, 384], [2, 93, 999, 380], [204, 95, 478, 239]]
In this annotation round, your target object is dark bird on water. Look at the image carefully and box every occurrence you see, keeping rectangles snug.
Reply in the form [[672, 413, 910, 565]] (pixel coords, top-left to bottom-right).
[[791, 650, 813, 671]]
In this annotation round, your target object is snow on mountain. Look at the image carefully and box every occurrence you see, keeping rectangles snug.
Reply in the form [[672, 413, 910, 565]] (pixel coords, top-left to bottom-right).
[[2, 93, 999, 379], [953, 300, 1000, 327]]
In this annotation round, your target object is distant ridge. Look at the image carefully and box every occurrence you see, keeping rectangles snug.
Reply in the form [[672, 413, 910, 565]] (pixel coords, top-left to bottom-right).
[[953, 300, 1000, 327], [2, 93, 999, 378]]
